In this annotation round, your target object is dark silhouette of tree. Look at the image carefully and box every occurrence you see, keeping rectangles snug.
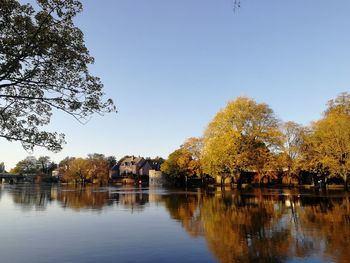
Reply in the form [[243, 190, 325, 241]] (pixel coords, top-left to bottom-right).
[[0, 0, 116, 151]]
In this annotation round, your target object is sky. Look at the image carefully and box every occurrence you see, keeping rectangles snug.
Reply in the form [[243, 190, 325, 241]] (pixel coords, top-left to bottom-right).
[[1, 0, 350, 170]]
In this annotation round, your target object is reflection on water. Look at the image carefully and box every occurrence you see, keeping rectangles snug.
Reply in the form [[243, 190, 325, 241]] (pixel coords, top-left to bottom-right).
[[0, 184, 349, 263]]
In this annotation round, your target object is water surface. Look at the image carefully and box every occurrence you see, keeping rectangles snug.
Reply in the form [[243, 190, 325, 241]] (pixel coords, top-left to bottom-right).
[[0, 184, 349, 263]]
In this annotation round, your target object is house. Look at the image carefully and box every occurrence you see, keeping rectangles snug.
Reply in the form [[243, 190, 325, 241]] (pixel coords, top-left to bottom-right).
[[110, 156, 152, 179]]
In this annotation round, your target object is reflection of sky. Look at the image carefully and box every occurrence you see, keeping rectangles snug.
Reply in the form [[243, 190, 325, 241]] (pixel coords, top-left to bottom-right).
[[0, 188, 216, 263]]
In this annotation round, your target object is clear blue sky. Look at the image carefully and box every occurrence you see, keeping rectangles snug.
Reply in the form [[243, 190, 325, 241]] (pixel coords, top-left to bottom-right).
[[1, 0, 350, 169]]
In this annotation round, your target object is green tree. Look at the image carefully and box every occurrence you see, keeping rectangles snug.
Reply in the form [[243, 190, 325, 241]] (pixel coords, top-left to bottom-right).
[[87, 153, 106, 160], [106, 155, 117, 169], [11, 156, 39, 175], [0, 0, 116, 151], [0, 162, 5, 173], [37, 156, 56, 175], [147, 156, 165, 170], [201, 97, 281, 188]]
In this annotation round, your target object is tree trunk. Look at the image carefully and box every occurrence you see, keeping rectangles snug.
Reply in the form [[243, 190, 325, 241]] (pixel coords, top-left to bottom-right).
[[287, 169, 292, 188], [344, 175, 349, 191], [259, 176, 264, 187], [321, 175, 326, 190], [230, 176, 235, 189], [237, 172, 242, 190], [312, 174, 319, 190], [258, 173, 262, 187]]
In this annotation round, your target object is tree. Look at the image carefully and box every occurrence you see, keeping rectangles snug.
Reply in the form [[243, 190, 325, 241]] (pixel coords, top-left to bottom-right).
[[201, 97, 281, 188], [147, 156, 165, 170], [161, 149, 190, 182], [89, 158, 109, 185], [61, 154, 110, 184], [304, 94, 350, 189], [160, 142, 202, 186], [0, 0, 116, 152], [37, 155, 56, 175], [280, 121, 306, 185], [11, 156, 38, 174], [86, 153, 110, 184], [181, 137, 204, 179], [87, 153, 106, 160], [201, 130, 241, 186], [62, 157, 89, 183], [0, 162, 5, 173], [106, 155, 117, 169]]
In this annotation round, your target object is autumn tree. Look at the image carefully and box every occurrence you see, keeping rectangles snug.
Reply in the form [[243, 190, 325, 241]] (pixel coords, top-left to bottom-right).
[[161, 138, 203, 184], [62, 157, 89, 183], [280, 121, 306, 185], [201, 97, 281, 188], [181, 137, 204, 179], [161, 149, 191, 182], [0, 0, 116, 151], [56, 186, 110, 211], [86, 153, 110, 184], [303, 93, 350, 189], [62, 154, 110, 184]]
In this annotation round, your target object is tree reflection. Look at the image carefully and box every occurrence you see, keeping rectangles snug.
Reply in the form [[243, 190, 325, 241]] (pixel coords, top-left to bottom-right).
[[161, 189, 350, 263], [200, 191, 289, 263], [4, 185, 150, 212], [57, 187, 111, 211], [162, 190, 204, 237], [56, 186, 149, 211], [298, 194, 350, 263], [2, 185, 350, 262], [10, 185, 54, 210]]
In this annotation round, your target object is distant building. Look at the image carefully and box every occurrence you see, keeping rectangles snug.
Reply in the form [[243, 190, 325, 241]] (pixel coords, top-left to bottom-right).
[[52, 169, 60, 178], [52, 168, 64, 180], [110, 156, 152, 179]]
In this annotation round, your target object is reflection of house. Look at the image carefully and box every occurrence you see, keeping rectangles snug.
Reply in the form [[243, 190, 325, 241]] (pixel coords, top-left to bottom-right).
[[52, 169, 60, 178], [52, 168, 65, 181], [149, 170, 165, 184], [109, 156, 152, 179]]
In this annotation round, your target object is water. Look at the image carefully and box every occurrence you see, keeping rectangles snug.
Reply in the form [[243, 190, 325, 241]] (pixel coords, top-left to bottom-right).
[[0, 184, 349, 263]]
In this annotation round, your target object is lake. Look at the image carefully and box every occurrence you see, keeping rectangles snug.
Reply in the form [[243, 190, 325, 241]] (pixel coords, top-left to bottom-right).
[[0, 184, 349, 263]]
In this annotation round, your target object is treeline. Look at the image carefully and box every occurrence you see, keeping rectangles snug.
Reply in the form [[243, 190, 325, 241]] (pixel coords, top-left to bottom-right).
[[10, 156, 57, 177], [10, 154, 117, 184], [57, 154, 116, 184], [161, 92, 350, 190]]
